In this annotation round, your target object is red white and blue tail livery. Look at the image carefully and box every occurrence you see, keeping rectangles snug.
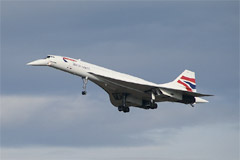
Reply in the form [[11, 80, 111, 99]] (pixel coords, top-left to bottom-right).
[[27, 55, 213, 113], [175, 70, 196, 92]]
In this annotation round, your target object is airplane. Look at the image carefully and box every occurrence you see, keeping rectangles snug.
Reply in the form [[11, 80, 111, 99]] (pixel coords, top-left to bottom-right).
[[27, 55, 212, 113]]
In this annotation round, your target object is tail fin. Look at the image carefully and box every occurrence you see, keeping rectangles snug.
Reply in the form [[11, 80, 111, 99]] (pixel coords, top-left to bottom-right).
[[172, 70, 197, 92]]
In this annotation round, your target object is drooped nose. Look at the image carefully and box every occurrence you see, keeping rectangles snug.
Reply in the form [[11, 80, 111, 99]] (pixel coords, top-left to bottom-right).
[[27, 59, 49, 66]]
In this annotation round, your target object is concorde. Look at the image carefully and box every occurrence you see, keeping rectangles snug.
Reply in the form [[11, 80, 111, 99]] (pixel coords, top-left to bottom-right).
[[27, 55, 212, 113]]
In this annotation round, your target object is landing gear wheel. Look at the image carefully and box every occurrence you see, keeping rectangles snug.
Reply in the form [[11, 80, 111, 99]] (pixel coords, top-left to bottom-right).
[[118, 106, 123, 112], [82, 91, 87, 95], [118, 106, 130, 113], [150, 103, 158, 109], [123, 107, 130, 113]]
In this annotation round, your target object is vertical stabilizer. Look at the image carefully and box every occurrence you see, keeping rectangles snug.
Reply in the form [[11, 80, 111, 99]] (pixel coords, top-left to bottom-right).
[[172, 70, 197, 92]]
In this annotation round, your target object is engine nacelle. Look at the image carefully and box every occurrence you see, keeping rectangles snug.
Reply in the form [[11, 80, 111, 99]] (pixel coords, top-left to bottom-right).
[[142, 100, 158, 109], [126, 96, 143, 106], [181, 95, 196, 104]]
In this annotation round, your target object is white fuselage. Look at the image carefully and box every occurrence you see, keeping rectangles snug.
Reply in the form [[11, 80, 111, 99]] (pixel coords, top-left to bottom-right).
[[46, 55, 159, 87], [27, 55, 210, 112]]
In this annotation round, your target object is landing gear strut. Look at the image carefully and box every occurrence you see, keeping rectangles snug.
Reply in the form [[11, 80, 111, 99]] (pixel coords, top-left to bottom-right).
[[82, 77, 88, 95], [150, 91, 157, 109], [118, 94, 130, 113]]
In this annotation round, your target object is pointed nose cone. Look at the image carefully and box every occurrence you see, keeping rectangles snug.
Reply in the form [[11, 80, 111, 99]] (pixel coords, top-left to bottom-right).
[[27, 59, 49, 66]]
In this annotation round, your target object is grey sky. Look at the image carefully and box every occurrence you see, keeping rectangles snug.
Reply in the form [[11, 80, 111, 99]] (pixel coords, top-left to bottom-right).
[[1, 1, 239, 160]]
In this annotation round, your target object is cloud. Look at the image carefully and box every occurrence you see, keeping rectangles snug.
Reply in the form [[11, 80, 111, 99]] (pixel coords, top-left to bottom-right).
[[1, 94, 238, 148], [1, 123, 238, 160], [1, 95, 95, 127], [1, 94, 158, 147]]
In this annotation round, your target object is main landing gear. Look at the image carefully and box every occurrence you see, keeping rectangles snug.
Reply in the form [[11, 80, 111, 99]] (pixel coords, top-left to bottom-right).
[[118, 94, 130, 113], [82, 77, 88, 95], [118, 106, 130, 113]]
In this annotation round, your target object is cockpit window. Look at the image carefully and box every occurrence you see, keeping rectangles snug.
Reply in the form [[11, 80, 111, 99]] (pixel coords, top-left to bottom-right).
[[45, 55, 55, 59]]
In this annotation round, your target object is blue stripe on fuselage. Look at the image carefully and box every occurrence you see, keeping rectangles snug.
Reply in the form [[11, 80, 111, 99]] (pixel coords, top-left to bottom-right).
[[63, 58, 68, 62]]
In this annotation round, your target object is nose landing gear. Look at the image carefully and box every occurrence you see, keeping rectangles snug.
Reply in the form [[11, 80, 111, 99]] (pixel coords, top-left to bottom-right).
[[82, 77, 88, 95]]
